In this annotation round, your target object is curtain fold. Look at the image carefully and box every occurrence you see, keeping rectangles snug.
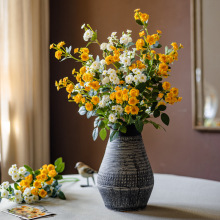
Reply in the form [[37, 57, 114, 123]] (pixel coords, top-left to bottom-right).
[[0, 0, 49, 181]]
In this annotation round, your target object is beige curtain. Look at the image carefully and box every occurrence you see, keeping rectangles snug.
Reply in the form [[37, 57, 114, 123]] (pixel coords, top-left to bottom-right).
[[0, 0, 50, 181]]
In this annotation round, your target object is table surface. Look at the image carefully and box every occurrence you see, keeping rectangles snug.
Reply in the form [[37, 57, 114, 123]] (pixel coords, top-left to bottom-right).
[[0, 174, 220, 220]]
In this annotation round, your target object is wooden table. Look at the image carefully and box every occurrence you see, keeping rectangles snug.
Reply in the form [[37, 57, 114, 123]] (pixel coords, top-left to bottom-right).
[[1, 174, 220, 219]]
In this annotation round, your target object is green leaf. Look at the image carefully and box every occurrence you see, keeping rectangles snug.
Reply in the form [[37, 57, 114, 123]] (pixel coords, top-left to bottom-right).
[[54, 175, 63, 180], [34, 170, 40, 175], [136, 19, 143, 25], [136, 82, 147, 93], [126, 42, 135, 48], [101, 87, 110, 92], [58, 191, 66, 200], [110, 130, 119, 142], [113, 123, 120, 130], [157, 105, 166, 111], [55, 157, 63, 167], [56, 162, 65, 173], [24, 165, 33, 174], [135, 119, 144, 133], [153, 109, 160, 118], [156, 44, 162, 48], [87, 111, 93, 119], [99, 128, 107, 141], [98, 120, 105, 128], [78, 106, 87, 115], [96, 109, 104, 115], [142, 50, 148, 54], [14, 183, 19, 190], [119, 125, 127, 133], [161, 113, 170, 126], [114, 62, 122, 69], [91, 31, 97, 42], [92, 127, 99, 141], [151, 102, 158, 111]]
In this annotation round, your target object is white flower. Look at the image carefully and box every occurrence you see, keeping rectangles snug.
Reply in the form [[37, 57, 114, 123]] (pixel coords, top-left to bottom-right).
[[1, 189, 8, 198], [11, 168, 18, 176], [109, 114, 117, 123], [102, 70, 108, 76], [18, 166, 26, 175], [83, 29, 93, 41], [90, 61, 100, 70], [112, 106, 116, 110], [32, 195, 39, 202], [108, 68, 116, 75], [133, 75, 140, 83], [100, 59, 106, 66], [100, 43, 107, 50], [102, 77, 110, 85], [132, 68, 141, 75], [102, 95, 110, 102], [98, 101, 106, 108], [121, 57, 131, 67], [139, 74, 147, 83], [1, 181, 9, 189], [111, 32, 117, 36], [12, 173, 20, 182], [14, 190, 22, 198], [24, 196, 33, 204], [127, 29, 132, 33], [116, 105, 123, 114], [23, 187, 31, 197], [125, 75, 133, 84], [14, 196, 23, 203], [107, 43, 113, 51], [113, 77, 120, 85], [120, 35, 129, 45], [11, 164, 17, 169], [81, 24, 85, 29], [8, 167, 14, 176]]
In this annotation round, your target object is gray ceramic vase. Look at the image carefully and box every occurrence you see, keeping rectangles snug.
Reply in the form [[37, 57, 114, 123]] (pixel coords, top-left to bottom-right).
[[97, 125, 154, 211]]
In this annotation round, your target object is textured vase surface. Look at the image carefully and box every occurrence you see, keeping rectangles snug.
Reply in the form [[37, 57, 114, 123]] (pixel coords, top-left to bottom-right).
[[97, 125, 154, 211]]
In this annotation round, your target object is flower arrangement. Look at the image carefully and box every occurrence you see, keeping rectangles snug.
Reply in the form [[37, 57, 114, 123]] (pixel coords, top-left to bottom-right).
[[0, 158, 67, 204], [50, 9, 183, 141]]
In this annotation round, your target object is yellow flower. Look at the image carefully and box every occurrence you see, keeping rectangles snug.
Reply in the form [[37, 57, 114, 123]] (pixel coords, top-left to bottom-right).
[[158, 101, 166, 106], [159, 63, 169, 75], [146, 35, 156, 46], [129, 89, 139, 97], [136, 39, 145, 50], [81, 97, 86, 104], [82, 73, 93, 82], [66, 84, 74, 93], [31, 188, 39, 196], [171, 42, 178, 51], [74, 48, 79, 53], [50, 44, 54, 49], [134, 12, 140, 20], [47, 164, 55, 172], [80, 66, 86, 74], [159, 54, 167, 63], [157, 30, 162, 34], [134, 8, 140, 12], [39, 189, 47, 198], [20, 180, 30, 188], [140, 13, 149, 22], [131, 106, 139, 115], [122, 89, 129, 95], [89, 81, 100, 91], [73, 94, 82, 104], [72, 68, 76, 74], [110, 92, 116, 100], [116, 90, 123, 99], [33, 180, 42, 189], [81, 52, 89, 61], [41, 173, 47, 181], [41, 169, 48, 175], [25, 174, 33, 183], [129, 63, 136, 70], [48, 170, 57, 178], [57, 41, 65, 49], [128, 97, 139, 106], [46, 178, 54, 185], [115, 86, 121, 91], [123, 94, 129, 101], [139, 31, 145, 37], [170, 87, 179, 97], [180, 43, 184, 48], [42, 164, 48, 170], [177, 97, 182, 102], [162, 81, 171, 90], [55, 50, 62, 60], [119, 80, 124, 85], [91, 96, 100, 105], [80, 48, 89, 53], [85, 102, 93, 111], [158, 93, 164, 98], [105, 55, 114, 65], [124, 105, 131, 114]]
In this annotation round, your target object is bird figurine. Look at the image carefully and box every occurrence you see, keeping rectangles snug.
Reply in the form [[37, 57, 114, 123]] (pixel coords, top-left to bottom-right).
[[75, 162, 96, 187]]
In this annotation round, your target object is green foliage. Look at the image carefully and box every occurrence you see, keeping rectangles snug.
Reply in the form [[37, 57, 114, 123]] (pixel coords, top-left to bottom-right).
[[135, 119, 144, 133], [78, 106, 87, 115], [161, 113, 170, 126], [110, 130, 119, 142], [99, 128, 107, 141], [24, 165, 33, 174], [55, 157, 65, 173], [58, 191, 66, 200]]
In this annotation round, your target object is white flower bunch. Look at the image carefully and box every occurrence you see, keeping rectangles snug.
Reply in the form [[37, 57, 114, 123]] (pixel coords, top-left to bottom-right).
[[8, 164, 27, 181]]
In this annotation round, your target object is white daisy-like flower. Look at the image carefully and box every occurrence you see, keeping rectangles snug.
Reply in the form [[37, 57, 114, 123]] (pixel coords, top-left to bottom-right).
[[108, 68, 116, 75], [116, 105, 123, 114], [120, 35, 129, 45], [113, 77, 120, 85], [132, 68, 141, 75], [23, 187, 31, 197], [11, 164, 17, 169], [14, 190, 22, 198], [125, 75, 133, 84], [14, 196, 23, 203], [1, 181, 9, 189], [100, 59, 106, 66], [90, 61, 100, 70], [18, 166, 26, 175], [107, 43, 113, 51], [32, 195, 39, 202], [24, 196, 33, 204], [109, 114, 117, 123], [100, 43, 107, 50], [109, 75, 115, 82], [8, 167, 14, 176], [111, 32, 117, 36], [133, 75, 140, 83], [102, 77, 110, 85], [98, 101, 106, 108], [102, 70, 108, 76], [102, 95, 110, 102], [1, 189, 9, 198], [83, 29, 93, 41], [112, 106, 116, 110], [81, 24, 85, 29], [12, 173, 20, 182], [122, 57, 131, 67], [127, 29, 132, 33], [139, 74, 147, 83]]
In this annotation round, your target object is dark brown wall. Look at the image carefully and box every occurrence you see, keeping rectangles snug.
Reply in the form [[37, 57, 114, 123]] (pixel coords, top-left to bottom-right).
[[50, 0, 220, 181]]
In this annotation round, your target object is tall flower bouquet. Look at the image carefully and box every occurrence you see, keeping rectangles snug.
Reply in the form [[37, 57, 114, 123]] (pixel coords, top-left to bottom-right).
[[50, 9, 183, 141]]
